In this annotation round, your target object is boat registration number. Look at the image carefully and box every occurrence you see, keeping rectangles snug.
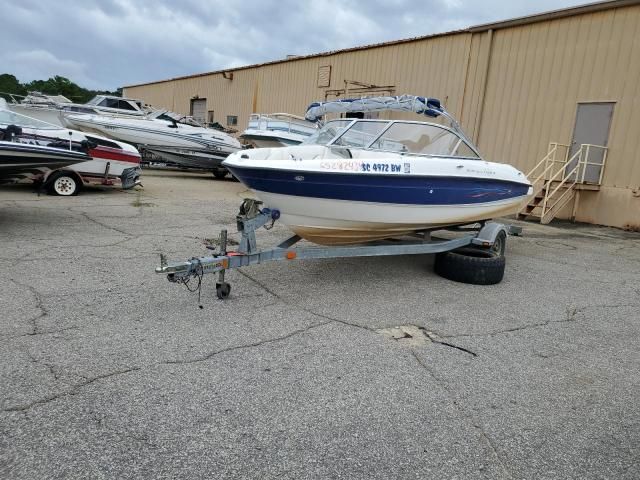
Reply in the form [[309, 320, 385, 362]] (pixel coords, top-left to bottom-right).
[[362, 163, 402, 173], [320, 161, 402, 173]]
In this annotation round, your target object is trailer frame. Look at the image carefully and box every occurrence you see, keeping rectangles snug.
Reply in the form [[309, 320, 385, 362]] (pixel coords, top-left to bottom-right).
[[156, 199, 522, 299]]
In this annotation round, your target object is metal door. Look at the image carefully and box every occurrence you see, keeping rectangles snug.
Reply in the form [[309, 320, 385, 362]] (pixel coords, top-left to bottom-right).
[[568, 102, 614, 183], [190, 98, 207, 124]]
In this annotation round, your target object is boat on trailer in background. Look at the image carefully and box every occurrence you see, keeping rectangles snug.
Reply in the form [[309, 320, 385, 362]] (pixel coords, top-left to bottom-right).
[[0, 140, 90, 185], [0, 100, 141, 195], [61, 110, 241, 178]]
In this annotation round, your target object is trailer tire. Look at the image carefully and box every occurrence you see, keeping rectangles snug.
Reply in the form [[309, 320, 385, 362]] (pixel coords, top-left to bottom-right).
[[46, 171, 82, 196], [216, 282, 231, 299], [213, 168, 227, 179], [434, 248, 505, 285]]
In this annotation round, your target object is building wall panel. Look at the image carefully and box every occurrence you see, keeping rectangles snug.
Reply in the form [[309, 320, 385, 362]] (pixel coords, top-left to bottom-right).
[[123, 2, 640, 229]]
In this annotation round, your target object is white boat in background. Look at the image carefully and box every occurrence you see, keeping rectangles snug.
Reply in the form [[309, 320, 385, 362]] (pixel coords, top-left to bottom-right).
[[7, 93, 242, 175], [240, 113, 317, 148], [223, 96, 532, 245], [0, 100, 141, 194], [7, 92, 150, 127], [62, 112, 241, 174]]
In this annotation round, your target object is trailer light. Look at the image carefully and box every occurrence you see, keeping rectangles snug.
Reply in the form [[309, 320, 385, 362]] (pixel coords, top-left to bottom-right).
[[286, 251, 296, 260]]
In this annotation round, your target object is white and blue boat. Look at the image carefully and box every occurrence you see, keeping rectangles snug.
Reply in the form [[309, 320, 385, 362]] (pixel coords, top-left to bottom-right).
[[223, 96, 532, 245]]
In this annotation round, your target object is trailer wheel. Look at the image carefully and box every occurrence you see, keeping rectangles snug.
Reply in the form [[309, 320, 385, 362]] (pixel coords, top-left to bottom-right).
[[216, 282, 231, 299], [489, 230, 507, 256], [434, 248, 505, 285], [47, 172, 82, 196], [213, 168, 227, 179]]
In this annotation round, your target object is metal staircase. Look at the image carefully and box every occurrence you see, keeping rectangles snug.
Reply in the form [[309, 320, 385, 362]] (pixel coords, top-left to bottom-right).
[[518, 142, 608, 224]]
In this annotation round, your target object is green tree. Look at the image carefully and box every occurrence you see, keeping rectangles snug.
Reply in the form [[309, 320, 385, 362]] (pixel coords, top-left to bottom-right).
[[1, 73, 121, 104], [0, 74, 27, 101]]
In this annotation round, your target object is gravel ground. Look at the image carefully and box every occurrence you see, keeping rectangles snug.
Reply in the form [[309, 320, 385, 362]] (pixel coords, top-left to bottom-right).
[[1, 169, 639, 479]]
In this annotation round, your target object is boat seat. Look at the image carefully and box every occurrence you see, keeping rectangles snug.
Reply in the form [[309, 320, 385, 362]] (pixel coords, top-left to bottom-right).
[[0, 124, 22, 141]]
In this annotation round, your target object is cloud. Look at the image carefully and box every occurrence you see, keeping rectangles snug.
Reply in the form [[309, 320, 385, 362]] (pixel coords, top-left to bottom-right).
[[0, 0, 588, 90], [0, 50, 99, 89]]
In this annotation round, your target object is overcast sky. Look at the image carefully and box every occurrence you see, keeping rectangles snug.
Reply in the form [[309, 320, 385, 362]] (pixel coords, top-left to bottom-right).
[[1, 0, 589, 90]]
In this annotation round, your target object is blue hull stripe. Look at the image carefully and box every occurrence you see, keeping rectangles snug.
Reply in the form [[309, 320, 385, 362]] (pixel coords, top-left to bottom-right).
[[225, 166, 530, 205]]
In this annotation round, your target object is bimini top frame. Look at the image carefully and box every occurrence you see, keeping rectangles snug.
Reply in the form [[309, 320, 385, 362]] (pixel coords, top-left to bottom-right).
[[303, 94, 475, 152]]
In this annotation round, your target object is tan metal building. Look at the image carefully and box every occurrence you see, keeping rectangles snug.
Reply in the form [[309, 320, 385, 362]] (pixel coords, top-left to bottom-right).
[[123, 0, 640, 230]]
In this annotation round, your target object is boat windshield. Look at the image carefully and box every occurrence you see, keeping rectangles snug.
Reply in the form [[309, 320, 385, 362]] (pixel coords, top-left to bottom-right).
[[328, 120, 480, 159], [301, 119, 353, 145], [85, 96, 103, 106], [0, 109, 60, 130]]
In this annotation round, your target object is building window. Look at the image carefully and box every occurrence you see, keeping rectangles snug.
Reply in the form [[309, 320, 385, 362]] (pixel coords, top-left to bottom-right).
[[317, 65, 331, 87], [227, 115, 238, 126]]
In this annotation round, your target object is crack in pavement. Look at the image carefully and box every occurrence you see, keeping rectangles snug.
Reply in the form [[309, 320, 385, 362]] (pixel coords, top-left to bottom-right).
[[9, 279, 47, 336], [410, 350, 513, 479], [2, 367, 141, 412], [24, 350, 67, 383], [1, 325, 80, 340], [162, 320, 333, 365], [236, 270, 477, 356], [421, 330, 477, 356], [79, 211, 133, 236], [236, 270, 378, 334], [439, 304, 640, 340]]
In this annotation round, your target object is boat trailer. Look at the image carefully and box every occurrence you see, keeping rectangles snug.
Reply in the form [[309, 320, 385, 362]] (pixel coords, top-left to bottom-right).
[[156, 199, 522, 300]]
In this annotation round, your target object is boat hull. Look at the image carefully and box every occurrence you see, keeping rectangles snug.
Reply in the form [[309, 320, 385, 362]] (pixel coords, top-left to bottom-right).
[[0, 142, 90, 182], [143, 146, 228, 170], [63, 114, 241, 154], [253, 190, 528, 245], [4, 133, 141, 182], [225, 164, 531, 245]]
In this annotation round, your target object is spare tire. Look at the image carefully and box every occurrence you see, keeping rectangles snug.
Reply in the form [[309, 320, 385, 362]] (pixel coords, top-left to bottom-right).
[[434, 247, 505, 285]]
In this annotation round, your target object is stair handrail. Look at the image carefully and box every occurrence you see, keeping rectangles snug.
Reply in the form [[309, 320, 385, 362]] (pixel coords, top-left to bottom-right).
[[541, 146, 583, 216], [526, 144, 558, 198], [527, 143, 556, 178], [579, 144, 608, 184]]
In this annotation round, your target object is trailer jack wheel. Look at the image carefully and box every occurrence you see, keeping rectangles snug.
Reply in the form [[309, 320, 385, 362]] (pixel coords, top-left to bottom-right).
[[216, 282, 231, 299]]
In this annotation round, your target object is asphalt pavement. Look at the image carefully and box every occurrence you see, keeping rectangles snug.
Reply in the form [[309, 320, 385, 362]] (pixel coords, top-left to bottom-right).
[[1, 170, 639, 479]]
